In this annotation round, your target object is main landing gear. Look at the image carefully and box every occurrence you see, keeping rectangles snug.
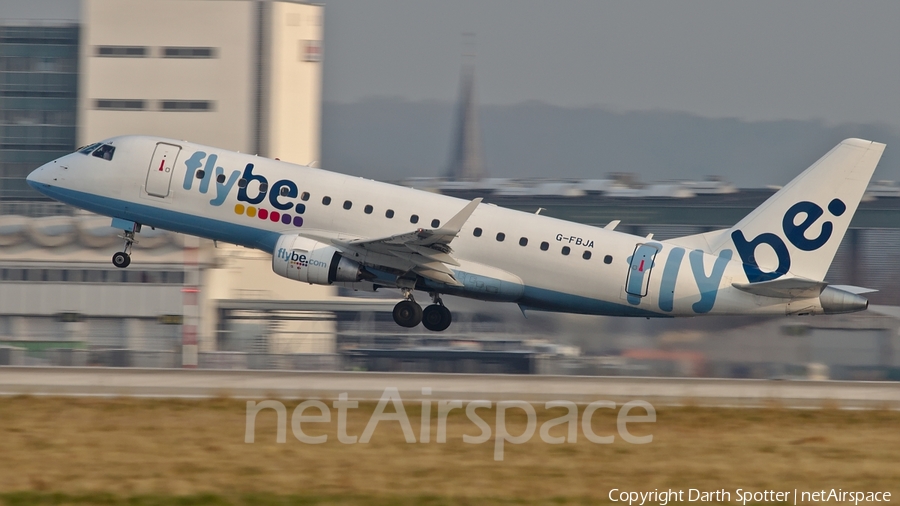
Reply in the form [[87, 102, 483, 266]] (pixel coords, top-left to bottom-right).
[[391, 291, 452, 331], [112, 224, 140, 269]]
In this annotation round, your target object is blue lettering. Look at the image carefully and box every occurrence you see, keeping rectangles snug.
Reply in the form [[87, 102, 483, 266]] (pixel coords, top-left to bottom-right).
[[782, 201, 832, 251], [689, 249, 732, 314], [210, 168, 241, 206], [182, 151, 206, 190], [658, 247, 685, 312], [198, 154, 217, 195], [731, 230, 790, 283], [269, 179, 298, 210], [237, 163, 268, 205]]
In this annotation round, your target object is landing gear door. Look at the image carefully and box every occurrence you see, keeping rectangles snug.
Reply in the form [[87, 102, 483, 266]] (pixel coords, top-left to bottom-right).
[[145, 142, 181, 198], [625, 243, 660, 298]]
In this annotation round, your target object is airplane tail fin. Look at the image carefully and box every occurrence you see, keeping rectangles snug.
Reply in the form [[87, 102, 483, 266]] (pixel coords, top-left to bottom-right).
[[695, 139, 885, 283]]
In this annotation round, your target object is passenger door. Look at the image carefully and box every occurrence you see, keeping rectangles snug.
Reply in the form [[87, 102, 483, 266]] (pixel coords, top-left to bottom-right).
[[625, 243, 659, 298], [145, 142, 181, 198]]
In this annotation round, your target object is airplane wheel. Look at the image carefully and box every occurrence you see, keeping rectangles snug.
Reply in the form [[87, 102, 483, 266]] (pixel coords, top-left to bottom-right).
[[112, 251, 131, 269], [422, 304, 452, 332], [393, 300, 423, 328]]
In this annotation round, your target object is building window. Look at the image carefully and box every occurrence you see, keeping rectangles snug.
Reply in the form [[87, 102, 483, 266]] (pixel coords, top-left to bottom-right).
[[604, 255, 613, 264], [159, 100, 214, 112], [473, 227, 482, 237], [410, 214, 419, 224], [300, 40, 322, 62], [343, 200, 352, 210], [540, 241, 549, 251], [162, 46, 217, 59], [431, 219, 440, 228], [364, 205, 373, 214], [95, 46, 147, 57], [496, 232, 505, 242], [95, 99, 146, 110], [583, 250, 592, 260], [519, 237, 528, 247], [385, 209, 394, 218], [300, 192, 310, 201], [562, 246, 570, 256], [322, 196, 331, 205]]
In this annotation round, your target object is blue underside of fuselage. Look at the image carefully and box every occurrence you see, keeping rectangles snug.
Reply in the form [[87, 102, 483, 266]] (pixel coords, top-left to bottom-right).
[[29, 182, 666, 318]]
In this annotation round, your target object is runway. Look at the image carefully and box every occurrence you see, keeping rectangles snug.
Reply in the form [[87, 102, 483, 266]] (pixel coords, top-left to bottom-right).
[[1, 367, 899, 409]]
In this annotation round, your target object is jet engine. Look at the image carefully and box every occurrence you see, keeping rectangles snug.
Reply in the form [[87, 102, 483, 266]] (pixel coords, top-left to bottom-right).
[[819, 286, 869, 314], [272, 234, 372, 285]]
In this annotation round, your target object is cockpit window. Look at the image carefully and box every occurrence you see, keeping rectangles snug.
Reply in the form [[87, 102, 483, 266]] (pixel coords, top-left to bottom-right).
[[92, 144, 116, 161], [77, 142, 102, 155]]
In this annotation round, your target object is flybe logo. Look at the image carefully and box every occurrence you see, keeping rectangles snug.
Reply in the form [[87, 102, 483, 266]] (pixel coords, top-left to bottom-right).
[[629, 198, 845, 313], [276, 248, 327, 270], [731, 198, 846, 283], [182, 151, 305, 228]]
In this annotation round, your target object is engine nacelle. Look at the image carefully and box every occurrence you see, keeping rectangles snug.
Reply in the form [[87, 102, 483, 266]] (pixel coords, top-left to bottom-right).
[[819, 286, 869, 314], [272, 234, 370, 285]]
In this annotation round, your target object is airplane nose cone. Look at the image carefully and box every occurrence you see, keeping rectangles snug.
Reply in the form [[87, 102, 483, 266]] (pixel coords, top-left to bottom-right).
[[26, 167, 40, 189], [26, 160, 57, 194]]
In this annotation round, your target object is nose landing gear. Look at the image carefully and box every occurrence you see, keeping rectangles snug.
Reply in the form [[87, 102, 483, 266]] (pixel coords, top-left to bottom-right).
[[112, 223, 140, 269]]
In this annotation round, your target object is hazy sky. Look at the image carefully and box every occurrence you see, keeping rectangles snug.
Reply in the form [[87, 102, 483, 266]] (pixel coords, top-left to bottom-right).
[[4, 0, 900, 129]]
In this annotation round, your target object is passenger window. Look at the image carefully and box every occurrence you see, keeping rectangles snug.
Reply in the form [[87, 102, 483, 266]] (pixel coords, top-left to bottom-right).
[[217, 174, 226, 184], [473, 227, 482, 237], [196, 170, 206, 179], [386, 209, 394, 218], [300, 192, 310, 201], [237, 178, 247, 188], [604, 255, 613, 264], [496, 232, 505, 242], [431, 219, 440, 228], [322, 196, 331, 205], [295, 203, 306, 214], [343, 200, 352, 210], [519, 237, 528, 247], [583, 251, 592, 260], [410, 214, 419, 224], [92, 144, 116, 160], [259, 183, 268, 193], [540, 241, 549, 251], [562, 246, 570, 256], [280, 186, 291, 196], [364, 205, 373, 214]]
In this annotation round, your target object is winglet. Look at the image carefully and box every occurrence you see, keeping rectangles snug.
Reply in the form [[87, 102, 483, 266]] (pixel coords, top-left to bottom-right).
[[436, 198, 482, 235]]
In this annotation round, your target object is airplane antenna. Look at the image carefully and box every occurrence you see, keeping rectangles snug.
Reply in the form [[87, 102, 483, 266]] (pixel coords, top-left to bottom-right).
[[535, 208, 545, 215]]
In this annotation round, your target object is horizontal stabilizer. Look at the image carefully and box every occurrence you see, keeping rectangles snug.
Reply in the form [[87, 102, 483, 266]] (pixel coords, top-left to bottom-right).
[[828, 285, 878, 295], [732, 278, 826, 298]]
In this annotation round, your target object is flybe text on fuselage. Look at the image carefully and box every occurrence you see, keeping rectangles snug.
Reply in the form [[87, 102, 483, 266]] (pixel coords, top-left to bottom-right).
[[181, 150, 307, 227]]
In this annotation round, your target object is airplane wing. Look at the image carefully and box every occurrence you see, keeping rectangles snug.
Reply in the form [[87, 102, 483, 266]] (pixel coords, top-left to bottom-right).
[[335, 198, 483, 286]]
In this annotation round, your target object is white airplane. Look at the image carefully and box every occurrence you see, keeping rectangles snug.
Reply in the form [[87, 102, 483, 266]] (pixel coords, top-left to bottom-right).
[[27, 136, 882, 331]]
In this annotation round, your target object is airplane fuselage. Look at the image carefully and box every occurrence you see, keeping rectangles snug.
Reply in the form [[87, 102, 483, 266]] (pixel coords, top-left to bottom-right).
[[27, 135, 874, 322]]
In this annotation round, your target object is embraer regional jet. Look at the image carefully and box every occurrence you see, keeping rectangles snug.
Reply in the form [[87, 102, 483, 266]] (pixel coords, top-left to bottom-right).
[[27, 137, 883, 331]]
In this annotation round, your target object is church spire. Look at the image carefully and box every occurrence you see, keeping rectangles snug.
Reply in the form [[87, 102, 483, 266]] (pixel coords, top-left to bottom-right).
[[445, 42, 487, 181]]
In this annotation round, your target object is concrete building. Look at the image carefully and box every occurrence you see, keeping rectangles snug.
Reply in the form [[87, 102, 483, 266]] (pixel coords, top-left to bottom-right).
[[1, 1, 339, 364], [0, 23, 79, 201], [80, 0, 322, 166]]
